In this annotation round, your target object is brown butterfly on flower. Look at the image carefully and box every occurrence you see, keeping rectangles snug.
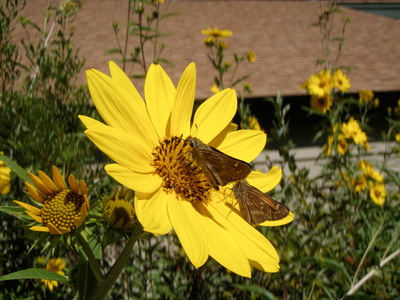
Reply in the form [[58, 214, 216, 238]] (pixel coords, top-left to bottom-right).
[[188, 137, 252, 190], [233, 180, 289, 225]]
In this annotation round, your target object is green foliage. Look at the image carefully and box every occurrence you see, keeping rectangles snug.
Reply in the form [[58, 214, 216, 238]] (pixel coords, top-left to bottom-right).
[[0, 0, 399, 299], [106, 0, 174, 77]]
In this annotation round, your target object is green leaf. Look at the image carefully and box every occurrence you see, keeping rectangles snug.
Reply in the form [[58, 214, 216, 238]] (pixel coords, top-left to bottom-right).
[[0, 205, 32, 222], [232, 283, 278, 299], [0, 153, 32, 185], [0, 268, 68, 282], [77, 251, 98, 300]]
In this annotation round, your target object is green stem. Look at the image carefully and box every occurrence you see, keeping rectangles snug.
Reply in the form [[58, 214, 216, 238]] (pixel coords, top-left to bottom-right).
[[88, 225, 143, 300], [351, 214, 385, 288], [78, 232, 104, 283]]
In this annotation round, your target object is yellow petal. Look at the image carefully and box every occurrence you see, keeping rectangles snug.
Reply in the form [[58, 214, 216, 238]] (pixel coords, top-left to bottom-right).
[[13, 200, 41, 215], [83, 195, 90, 212], [47, 222, 63, 235], [216, 129, 266, 163], [29, 173, 52, 196], [105, 164, 162, 194], [191, 89, 237, 144], [29, 226, 50, 233], [52, 166, 67, 190], [167, 198, 208, 268], [170, 63, 196, 137], [208, 123, 238, 146], [25, 210, 43, 223], [24, 182, 45, 203], [135, 189, 172, 235], [68, 174, 79, 193], [80, 116, 154, 173], [247, 167, 282, 193], [208, 200, 280, 267], [145, 64, 175, 138], [195, 201, 251, 277], [38, 170, 59, 193], [86, 68, 158, 148], [108, 61, 143, 106], [259, 212, 294, 227], [79, 180, 88, 196]]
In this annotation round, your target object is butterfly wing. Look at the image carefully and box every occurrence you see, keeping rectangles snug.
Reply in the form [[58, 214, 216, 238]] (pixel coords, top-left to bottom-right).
[[190, 138, 251, 189], [235, 181, 289, 225]]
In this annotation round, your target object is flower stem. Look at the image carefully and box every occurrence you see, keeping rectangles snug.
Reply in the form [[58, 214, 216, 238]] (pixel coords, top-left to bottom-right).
[[342, 248, 400, 299], [88, 225, 143, 300], [78, 232, 104, 283]]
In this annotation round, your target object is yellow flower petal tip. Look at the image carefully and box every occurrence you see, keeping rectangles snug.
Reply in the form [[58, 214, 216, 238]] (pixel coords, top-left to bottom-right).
[[259, 211, 295, 227]]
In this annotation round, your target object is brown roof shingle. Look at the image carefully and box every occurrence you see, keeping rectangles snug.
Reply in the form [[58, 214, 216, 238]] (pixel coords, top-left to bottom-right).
[[13, 0, 400, 99]]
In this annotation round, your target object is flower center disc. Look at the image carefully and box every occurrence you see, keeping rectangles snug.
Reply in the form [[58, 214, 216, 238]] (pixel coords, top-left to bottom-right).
[[41, 189, 84, 231], [152, 136, 212, 202]]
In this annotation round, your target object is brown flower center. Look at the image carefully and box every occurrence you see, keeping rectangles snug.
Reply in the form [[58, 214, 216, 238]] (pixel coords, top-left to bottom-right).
[[152, 136, 212, 202], [41, 189, 84, 232]]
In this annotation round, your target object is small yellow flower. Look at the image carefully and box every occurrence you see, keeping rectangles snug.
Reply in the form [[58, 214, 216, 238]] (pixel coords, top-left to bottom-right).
[[373, 98, 379, 107], [358, 160, 384, 183], [395, 100, 400, 117], [40, 258, 66, 291], [369, 183, 386, 206], [242, 116, 262, 131], [310, 94, 332, 113], [243, 82, 252, 94], [324, 135, 334, 156], [103, 186, 137, 229], [36, 256, 45, 265], [210, 84, 220, 94], [0, 153, 11, 194], [218, 41, 229, 49], [341, 117, 368, 145], [305, 70, 332, 97], [396, 133, 400, 142], [14, 166, 90, 234], [247, 50, 256, 63], [332, 69, 350, 92], [337, 135, 349, 155], [351, 176, 368, 193], [201, 27, 233, 39], [359, 89, 374, 104]]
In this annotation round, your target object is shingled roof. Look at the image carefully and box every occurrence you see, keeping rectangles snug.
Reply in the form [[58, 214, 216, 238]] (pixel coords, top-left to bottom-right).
[[15, 0, 400, 99]]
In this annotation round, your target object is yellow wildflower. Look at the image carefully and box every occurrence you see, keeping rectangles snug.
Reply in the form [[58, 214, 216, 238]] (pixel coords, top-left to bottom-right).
[[210, 84, 220, 94], [351, 176, 368, 193], [395, 100, 400, 117], [247, 50, 256, 63], [305, 70, 332, 97], [14, 166, 90, 234], [369, 183, 386, 206], [359, 90, 374, 104], [341, 117, 368, 145], [310, 94, 332, 113], [103, 186, 137, 229], [337, 135, 349, 155], [0, 153, 11, 194], [396, 133, 400, 142], [332, 69, 350, 92], [201, 27, 232, 45], [40, 258, 66, 291]]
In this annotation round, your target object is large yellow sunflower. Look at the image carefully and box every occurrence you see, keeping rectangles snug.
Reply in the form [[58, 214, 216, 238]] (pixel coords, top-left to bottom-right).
[[79, 62, 293, 277]]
